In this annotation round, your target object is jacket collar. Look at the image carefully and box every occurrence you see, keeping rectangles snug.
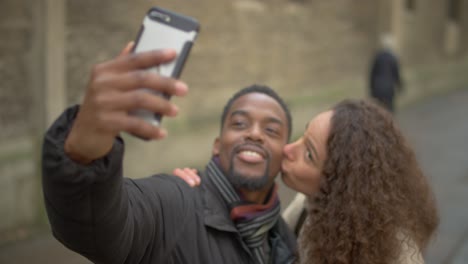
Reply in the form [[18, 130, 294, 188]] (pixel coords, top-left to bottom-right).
[[199, 170, 238, 233]]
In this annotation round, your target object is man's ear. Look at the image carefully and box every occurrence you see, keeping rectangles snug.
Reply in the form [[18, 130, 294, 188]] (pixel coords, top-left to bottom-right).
[[212, 137, 220, 156]]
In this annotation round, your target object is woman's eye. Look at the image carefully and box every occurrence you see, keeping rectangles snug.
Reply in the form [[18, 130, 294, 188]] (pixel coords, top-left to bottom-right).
[[306, 150, 314, 161]]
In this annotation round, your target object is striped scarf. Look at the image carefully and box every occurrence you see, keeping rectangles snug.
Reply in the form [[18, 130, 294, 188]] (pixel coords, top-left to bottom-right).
[[206, 159, 281, 264]]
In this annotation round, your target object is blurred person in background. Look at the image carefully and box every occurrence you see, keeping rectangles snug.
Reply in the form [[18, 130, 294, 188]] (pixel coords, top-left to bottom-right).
[[176, 99, 439, 264], [369, 33, 404, 113]]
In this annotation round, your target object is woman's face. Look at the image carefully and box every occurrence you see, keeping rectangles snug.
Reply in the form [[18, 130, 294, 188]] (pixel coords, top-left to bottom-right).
[[281, 110, 333, 196]]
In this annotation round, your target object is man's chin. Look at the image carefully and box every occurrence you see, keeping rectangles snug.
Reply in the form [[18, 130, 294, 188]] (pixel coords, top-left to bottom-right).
[[227, 157, 271, 190], [227, 170, 269, 191]]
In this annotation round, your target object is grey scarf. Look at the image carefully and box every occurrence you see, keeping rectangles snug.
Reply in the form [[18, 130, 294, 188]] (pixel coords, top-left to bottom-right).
[[206, 159, 281, 264]]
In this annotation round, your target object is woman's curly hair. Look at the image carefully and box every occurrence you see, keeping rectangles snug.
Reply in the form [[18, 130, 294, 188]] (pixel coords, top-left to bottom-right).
[[301, 99, 438, 264]]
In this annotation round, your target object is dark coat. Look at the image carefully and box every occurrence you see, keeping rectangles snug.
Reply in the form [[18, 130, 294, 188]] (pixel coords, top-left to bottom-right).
[[369, 50, 403, 111], [42, 106, 297, 264]]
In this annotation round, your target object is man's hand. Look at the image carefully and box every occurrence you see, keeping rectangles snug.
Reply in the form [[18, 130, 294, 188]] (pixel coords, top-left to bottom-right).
[[65, 45, 188, 164]]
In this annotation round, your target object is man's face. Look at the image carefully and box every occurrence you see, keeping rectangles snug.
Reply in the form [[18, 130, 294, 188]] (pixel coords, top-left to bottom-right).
[[213, 92, 289, 191]]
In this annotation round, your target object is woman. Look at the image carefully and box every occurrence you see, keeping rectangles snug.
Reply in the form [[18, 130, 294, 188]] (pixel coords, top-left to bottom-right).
[[175, 99, 439, 263]]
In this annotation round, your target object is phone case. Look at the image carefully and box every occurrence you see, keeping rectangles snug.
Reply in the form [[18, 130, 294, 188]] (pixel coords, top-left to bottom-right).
[[130, 7, 200, 127]]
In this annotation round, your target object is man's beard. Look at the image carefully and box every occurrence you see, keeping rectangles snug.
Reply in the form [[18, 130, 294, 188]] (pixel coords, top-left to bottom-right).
[[225, 158, 270, 191]]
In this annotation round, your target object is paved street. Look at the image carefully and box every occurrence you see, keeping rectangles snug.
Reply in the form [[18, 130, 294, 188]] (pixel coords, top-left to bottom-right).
[[397, 88, 468, 264], [0, 88, 467, 263]]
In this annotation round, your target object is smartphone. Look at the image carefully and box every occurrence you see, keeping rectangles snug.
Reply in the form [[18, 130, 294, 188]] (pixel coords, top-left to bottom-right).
[[130, 7, 200, 127]]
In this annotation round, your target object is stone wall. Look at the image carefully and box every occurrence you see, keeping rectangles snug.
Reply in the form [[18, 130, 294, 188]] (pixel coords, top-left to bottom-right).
[[66, 0, 379, 112], [0, 0, 34, 139], [399, 0, 468, 64], [0, 0, 39, 244]]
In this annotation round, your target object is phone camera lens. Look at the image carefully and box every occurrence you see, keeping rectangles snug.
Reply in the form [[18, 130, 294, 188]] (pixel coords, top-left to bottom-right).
[[150, 11, 170, 22]]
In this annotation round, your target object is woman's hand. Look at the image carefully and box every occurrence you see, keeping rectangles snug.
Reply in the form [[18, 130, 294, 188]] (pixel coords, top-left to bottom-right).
[[172, 168, 201, 187]]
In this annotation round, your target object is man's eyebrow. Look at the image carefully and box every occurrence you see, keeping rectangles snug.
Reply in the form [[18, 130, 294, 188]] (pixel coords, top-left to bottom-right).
[[265, 117, 284, 126], [230, 109, 247, 116], [230, 110, 248, 118], [230, 110, 284, 126]]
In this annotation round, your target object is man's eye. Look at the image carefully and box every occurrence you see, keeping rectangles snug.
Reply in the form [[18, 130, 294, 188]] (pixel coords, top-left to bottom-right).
[[232, 121, 246, 128], [265, 127, 279, 135]]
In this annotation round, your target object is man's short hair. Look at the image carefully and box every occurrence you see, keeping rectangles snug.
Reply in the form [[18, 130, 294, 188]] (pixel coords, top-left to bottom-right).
[[220, 84, 292, 140]]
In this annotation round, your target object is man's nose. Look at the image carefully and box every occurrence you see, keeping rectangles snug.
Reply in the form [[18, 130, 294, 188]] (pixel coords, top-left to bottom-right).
[[246, 124, 263, 142]]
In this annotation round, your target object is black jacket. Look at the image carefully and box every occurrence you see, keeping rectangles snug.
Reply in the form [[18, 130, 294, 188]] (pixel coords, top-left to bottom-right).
[[42, 106, 297, 264], [369, 50, 403, 98]]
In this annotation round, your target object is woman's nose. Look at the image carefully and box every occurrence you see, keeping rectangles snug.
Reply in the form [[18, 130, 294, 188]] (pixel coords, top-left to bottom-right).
[[283, 143, 295, 160]]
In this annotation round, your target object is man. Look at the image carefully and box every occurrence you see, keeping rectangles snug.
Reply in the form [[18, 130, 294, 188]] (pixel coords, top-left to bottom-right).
[[369, 33, 404, 113], [42, 47, 296, 264]]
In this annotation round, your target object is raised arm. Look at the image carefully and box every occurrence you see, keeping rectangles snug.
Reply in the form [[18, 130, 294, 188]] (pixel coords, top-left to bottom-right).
[[42, 45, 189, 263]]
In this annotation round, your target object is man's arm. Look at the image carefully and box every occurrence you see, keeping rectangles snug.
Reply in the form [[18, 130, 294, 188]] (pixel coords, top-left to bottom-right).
[[43, 111, 195, 263], [42, 106, 135, 263], [42, 46, 190, 263]]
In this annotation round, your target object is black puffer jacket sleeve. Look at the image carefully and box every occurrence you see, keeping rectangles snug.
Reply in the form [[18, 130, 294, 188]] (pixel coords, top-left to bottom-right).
[[41, 106, 192, 264], [42, 105, 131, 263]]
